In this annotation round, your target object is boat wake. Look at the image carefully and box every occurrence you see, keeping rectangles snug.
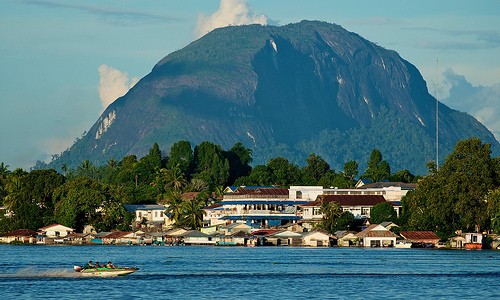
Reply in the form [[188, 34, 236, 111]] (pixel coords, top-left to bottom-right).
[[0, 268, 80, 278]]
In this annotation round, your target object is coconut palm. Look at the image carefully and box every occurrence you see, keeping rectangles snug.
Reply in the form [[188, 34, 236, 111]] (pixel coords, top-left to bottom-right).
[[164, 191, 184, 227], [162, 164, 187, 192], [182, 196, 205, 230], [188, 178, 209, 192], [3, 175, 23, 210], [77, 160, 97, 179], [0, 162, 10, 178]]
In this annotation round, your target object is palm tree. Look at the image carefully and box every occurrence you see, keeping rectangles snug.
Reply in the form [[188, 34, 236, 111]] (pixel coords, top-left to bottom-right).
[[0, 163, 9, 204], [3, 175, 22, 210], [0, 162, 10, 178], [77, 160, 96, 179], [182, 196, 205, 230], [188, 178, 209, 192], [61, 163, 68, 176], [162, 164, 187, 192], [107, 159, 117, 169], [164, 191, 184, 227]]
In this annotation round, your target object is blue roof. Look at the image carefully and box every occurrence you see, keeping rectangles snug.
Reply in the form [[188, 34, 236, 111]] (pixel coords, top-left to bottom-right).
[[123, 204, 165, 212], [221, 215, 301, 220], [220, 200, 310, 205]]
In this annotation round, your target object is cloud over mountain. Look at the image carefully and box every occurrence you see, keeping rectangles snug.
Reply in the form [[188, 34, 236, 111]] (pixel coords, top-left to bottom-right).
[[98, 64, 139, 111], [195, 0, 267, 38], [442, 69, 500, 140]]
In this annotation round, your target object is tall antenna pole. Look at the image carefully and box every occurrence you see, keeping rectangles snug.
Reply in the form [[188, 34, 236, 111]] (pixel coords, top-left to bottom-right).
[[436, 51, 439, 170]]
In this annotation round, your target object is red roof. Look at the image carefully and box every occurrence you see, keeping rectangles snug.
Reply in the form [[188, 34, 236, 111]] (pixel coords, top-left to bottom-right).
[[102, 231, 132, 239], [38, 223, 61, 230], [357, 182, 417, 190], [181, 192, 200, 200], [400, 231, 440, 242], [232, 188, 289, 196], [1, 229, 37, 237], [251, 229, 281, 236], [301, 195, 387, 207], [356, 224, 398, 238], [204, 203, 223, 210]]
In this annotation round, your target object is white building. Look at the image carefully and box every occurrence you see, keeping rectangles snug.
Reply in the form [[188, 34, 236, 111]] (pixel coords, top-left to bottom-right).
[[123, 204, 168, 227], [38, 224, 74, 238], [300, 194, 389, 221], [355, 224, 398, 247]]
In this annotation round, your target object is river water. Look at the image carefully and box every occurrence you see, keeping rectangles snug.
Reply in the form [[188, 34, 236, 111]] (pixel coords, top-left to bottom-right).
[[0, 245, 498, 299]]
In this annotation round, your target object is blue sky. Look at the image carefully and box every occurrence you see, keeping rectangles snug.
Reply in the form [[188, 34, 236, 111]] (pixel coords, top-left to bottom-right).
[[1, 0, 499, 170]]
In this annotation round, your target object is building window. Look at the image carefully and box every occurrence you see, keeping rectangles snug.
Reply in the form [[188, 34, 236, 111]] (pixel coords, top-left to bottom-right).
[[296, 191, 302, 199]]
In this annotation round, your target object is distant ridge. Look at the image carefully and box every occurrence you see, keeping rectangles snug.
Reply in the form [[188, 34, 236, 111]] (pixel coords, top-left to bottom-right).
[[47, 20, 500, 174]]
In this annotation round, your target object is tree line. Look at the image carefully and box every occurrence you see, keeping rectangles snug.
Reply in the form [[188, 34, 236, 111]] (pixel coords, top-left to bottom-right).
[[1, 138, 499, 237]]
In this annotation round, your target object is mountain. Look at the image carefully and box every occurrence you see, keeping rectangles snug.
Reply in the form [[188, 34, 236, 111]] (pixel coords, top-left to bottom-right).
[[48, 20, 500, 174]]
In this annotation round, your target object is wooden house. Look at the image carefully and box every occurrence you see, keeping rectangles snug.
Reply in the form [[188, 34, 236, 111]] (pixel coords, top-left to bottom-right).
[[0, 229, 37, 244], [302, 229, 334, 247], [356, 224, 398, 247]]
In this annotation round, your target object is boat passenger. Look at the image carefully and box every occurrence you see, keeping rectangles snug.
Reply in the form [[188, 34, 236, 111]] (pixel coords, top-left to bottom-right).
[[95, 261, 101, 268], [85, 261, 94, 269], [106, 261, 115, 269]]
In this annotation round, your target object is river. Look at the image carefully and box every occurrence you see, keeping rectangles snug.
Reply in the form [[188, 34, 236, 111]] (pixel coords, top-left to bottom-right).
[[0, 245, 498, 299]]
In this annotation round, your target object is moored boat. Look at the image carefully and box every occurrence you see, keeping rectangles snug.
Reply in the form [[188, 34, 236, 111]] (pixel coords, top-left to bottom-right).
[[465, 243, 483, 250], [73, 265, 138, 277], [395, 240, 412, 249]]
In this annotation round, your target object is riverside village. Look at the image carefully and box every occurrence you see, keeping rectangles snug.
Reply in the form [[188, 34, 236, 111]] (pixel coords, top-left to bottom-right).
[[2, 182, 499, 250]]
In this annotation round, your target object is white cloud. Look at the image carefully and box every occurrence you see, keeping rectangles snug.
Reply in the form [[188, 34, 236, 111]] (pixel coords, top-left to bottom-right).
[[195, 0, 267, 38], [441, 68, 500, 140], [98, 64, 139, 110]]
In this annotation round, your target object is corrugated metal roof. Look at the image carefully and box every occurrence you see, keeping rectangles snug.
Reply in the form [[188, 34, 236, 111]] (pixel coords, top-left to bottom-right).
[[231, 187, 289, 196], [252, 229, 281, 236], [357, 182, 417, 190], [301, 195, 387, 207], [1, 229, 37, 237], [123, 204, 165, 212], [220, 200, 309, 205], [204, 203, 223, 210], [220, 215, 301, 220], [356, 224, 398, 238], [102, 231, 132, 239], [400, 231, 440, 241]]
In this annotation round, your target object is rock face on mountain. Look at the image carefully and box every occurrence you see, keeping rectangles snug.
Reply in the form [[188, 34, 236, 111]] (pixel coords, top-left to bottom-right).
[[50, 20, 499, 174]]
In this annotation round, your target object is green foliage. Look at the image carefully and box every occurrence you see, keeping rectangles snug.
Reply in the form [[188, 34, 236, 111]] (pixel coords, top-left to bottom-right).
[[0, 162, 11, 205], [362, 149, 391, 182], [167, 141, 193, 177], [164, 191, 184, 226], [3, 169, 65, 230], [267, 157, 301, 186], [486, 189, 500, 234], [182, 194, 206, 230], [402, 138, 497, 235], [161, 165, 188, 192], [53, 177, 105, 231], [390, 169, 416, 183], [3, 137, 500, 236], [235, 165, 272, 186], [370, 202, 397, 224], [317, 201, 344, 234], [301, 153, 330, 185], [343, 161, 358, 183], [336, 211, 355, 231], [225, 142, 252, 184], [193, 142, 230, 189]]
